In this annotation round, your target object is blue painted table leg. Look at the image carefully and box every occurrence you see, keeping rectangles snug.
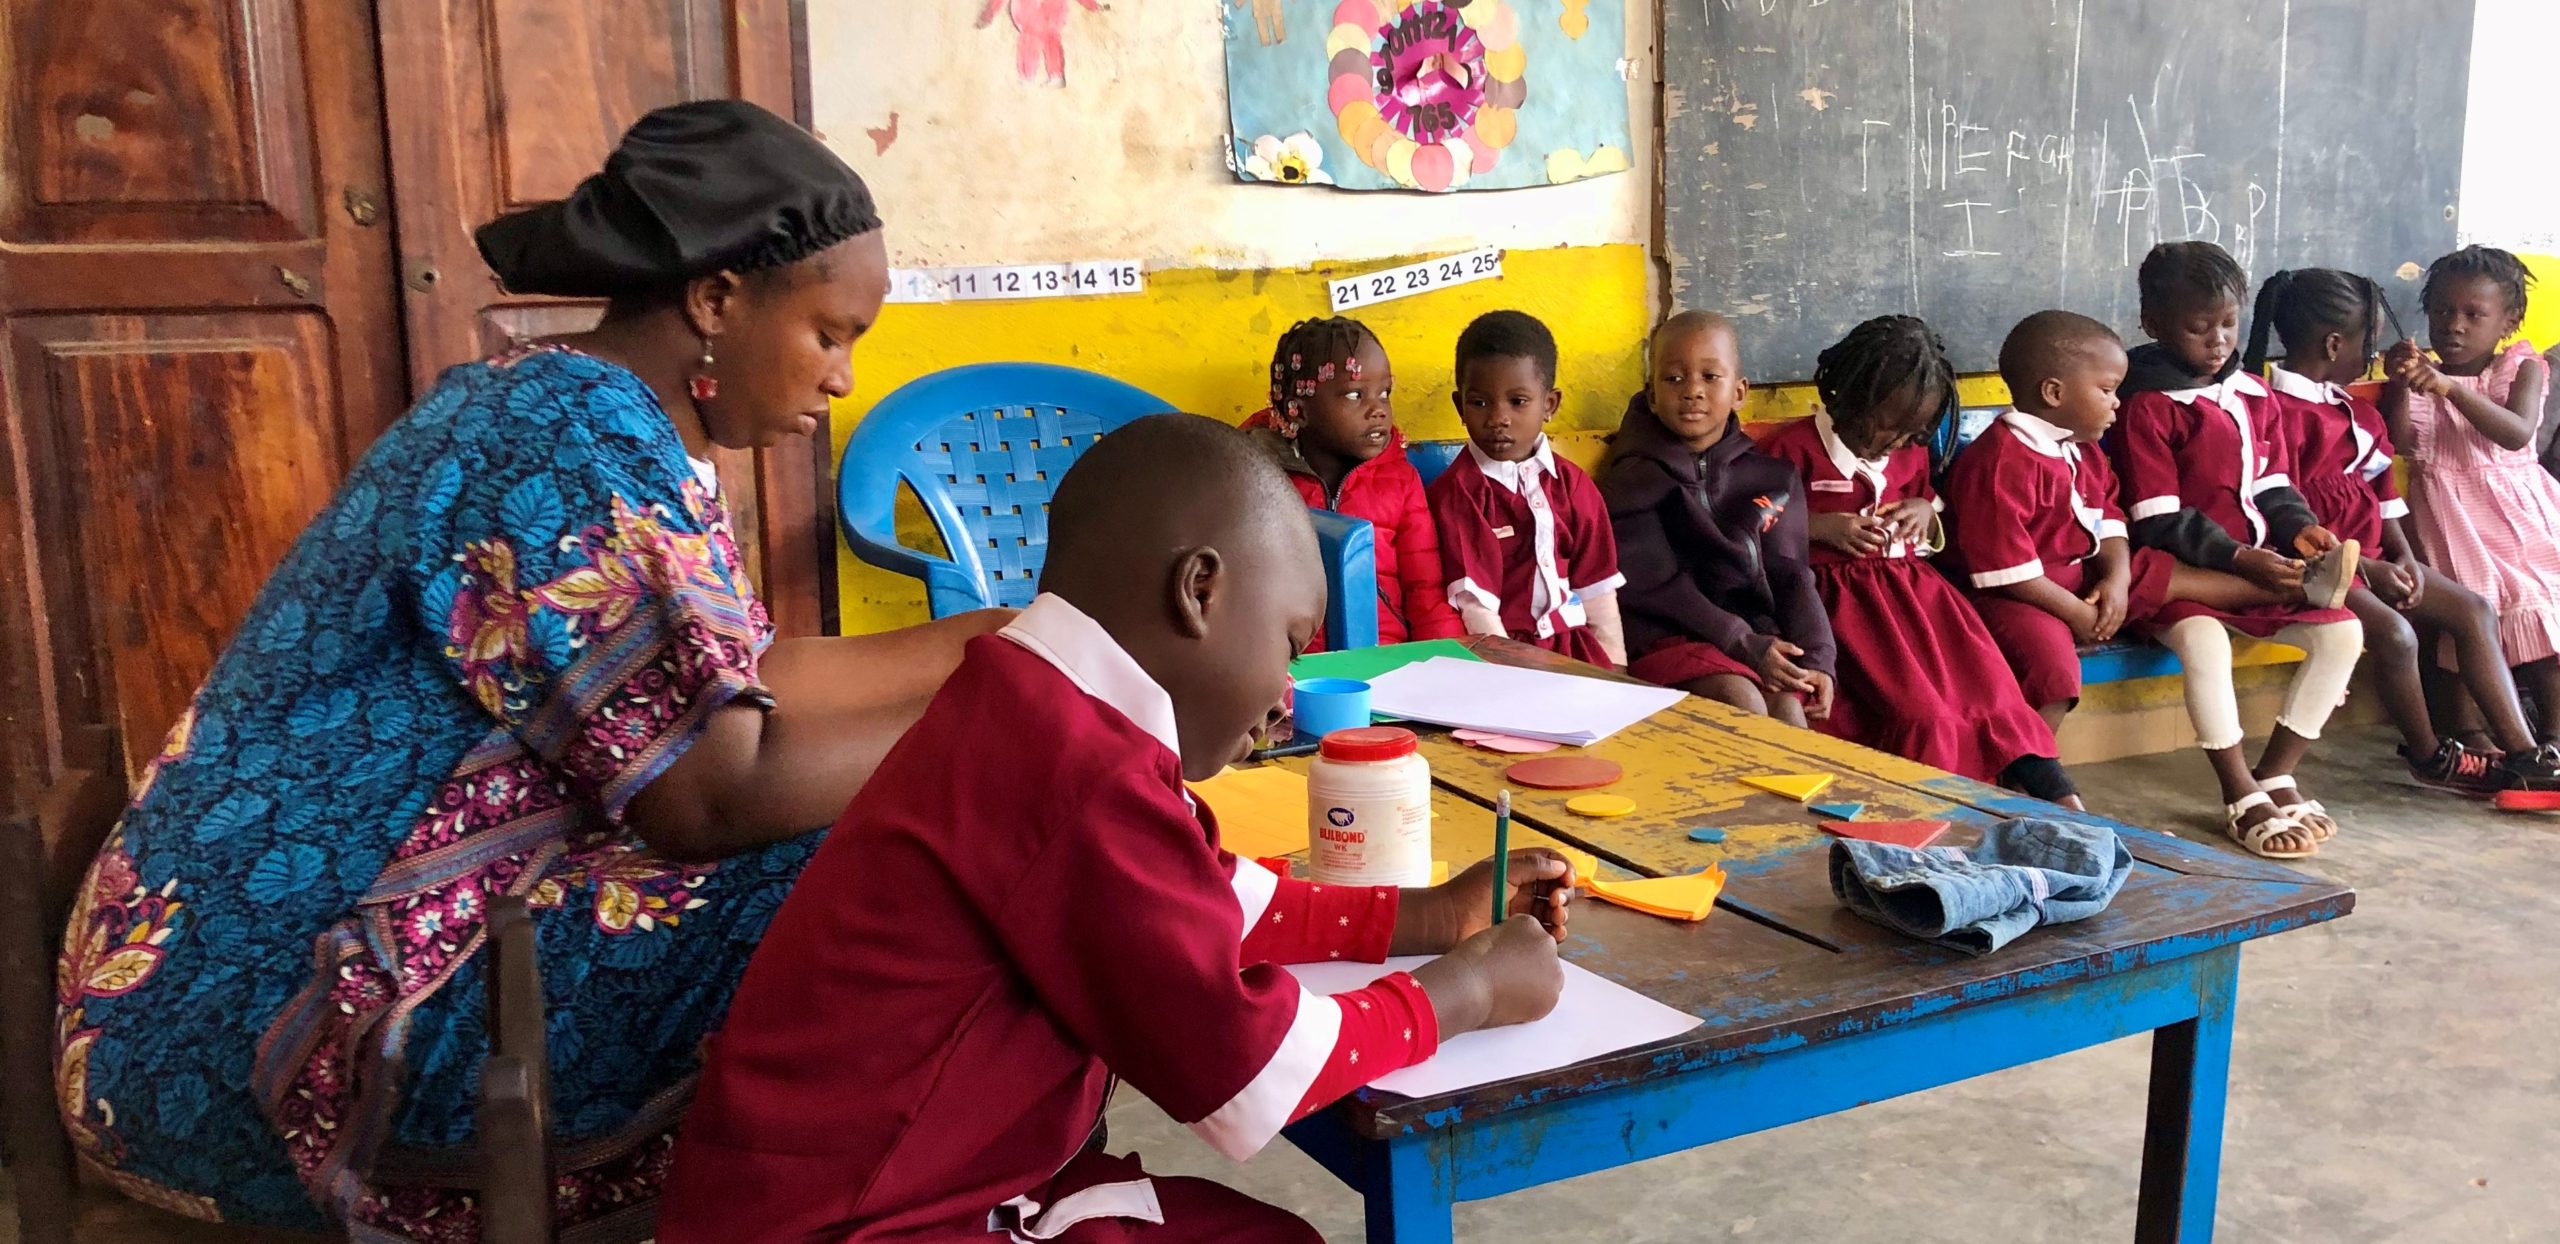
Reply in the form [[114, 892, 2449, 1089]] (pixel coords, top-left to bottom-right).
[[1364, 1132, 1454, 1244], [2134, 945, 2240, 1243]]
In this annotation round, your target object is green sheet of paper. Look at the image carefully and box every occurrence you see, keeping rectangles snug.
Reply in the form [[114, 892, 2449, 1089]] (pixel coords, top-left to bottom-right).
[[1289, 639, 1483, 686]]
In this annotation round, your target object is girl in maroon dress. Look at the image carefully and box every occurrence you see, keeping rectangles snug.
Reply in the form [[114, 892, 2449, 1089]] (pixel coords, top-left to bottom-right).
[[1763, 316, 2077, 807], [2248, 267, 2560, 795], [2109, 242, 2364, 857]]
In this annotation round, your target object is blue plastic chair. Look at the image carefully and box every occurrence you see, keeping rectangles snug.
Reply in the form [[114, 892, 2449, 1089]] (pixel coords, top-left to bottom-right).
[[1406, 440, 1465, 488], [838, 363, 1171, 616], [837, 363, 1386, 645]]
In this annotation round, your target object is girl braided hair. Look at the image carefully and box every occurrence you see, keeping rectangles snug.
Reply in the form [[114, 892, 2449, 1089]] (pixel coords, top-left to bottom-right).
[[2243, 267, 2403, 375], [1266, 316, 1380, 438], [1813, 314, 1959, 467]]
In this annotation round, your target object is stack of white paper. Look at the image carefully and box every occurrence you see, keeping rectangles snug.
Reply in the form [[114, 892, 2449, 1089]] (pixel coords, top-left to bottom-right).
[[1361, 656, 1685, 746], [1284, 956, 1701, 1097]]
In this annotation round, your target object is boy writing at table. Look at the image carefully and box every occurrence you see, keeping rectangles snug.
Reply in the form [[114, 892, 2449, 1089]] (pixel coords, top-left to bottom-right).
[[659, 414, 1573, 1243]]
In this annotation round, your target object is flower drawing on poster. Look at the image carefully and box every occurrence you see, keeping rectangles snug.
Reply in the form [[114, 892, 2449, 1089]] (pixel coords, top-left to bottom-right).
[[1225, 0, 1628, 194]]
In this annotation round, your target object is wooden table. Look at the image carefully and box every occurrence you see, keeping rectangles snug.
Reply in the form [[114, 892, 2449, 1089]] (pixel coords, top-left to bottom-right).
[[1276, 640, 2353, 1243]]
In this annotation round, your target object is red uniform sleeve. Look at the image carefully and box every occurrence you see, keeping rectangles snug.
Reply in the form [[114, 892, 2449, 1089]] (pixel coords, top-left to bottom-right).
[[1946, 438, 2049, 589], [993, 767, 1437, 1161], [1427, 465, 1508, 621], [1390, 468, 1466, 640], [2088, 449, 2131, 527], [2355, 397, 2409, 519], [1558, 464, 1623, 596], [1235, 867, 1400, 966], [2111, 392, 2190, 527]]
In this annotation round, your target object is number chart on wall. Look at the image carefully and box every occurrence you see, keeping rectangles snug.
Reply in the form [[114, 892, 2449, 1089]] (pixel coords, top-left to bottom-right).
[[1330, 247, 1505, 311], [1660, 0, 2473, 380], [886, 260, 1147, 305]]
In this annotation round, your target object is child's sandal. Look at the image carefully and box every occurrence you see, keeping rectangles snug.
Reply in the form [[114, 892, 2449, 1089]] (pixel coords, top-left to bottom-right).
[[2226, 791, 2317, 859], [2257, 774, 2338, 841]]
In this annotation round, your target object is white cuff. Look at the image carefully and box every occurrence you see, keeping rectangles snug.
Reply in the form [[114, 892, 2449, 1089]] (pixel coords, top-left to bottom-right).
[[1189, 989, 1339, 1160], [1571, 572, 1627, 598], [1970, 559, 2046, 588], [1229, 855, 1279, 930], [2098, 519, 2128, 541], [2129, 495, 2182, 521], [2250, 473, 2292, 494], [1446, 577, 1502, 616], [2380, 497, 2410, 520]]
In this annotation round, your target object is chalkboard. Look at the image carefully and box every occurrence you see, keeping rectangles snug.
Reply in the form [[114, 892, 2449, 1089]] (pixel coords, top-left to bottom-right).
[[1661, 0, 2475, 380]]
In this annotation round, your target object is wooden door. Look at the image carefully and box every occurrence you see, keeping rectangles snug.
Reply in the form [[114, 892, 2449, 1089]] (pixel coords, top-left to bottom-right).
[[0, 0, 409, 818], [376, 0, 838, 637]]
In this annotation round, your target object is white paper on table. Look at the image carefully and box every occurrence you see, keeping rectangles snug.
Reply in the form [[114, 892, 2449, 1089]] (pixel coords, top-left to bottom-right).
[[1284, 955, 1700, 1098], [1361, 656, 1686, 746]]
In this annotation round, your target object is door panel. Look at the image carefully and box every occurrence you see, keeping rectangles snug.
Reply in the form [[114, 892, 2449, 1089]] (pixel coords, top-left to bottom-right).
[[0, 0, 404, 817], [380, 0, 834, 636]]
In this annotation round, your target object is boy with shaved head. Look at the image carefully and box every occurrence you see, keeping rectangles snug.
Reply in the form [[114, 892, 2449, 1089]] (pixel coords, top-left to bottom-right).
[[661, 414, 1571, 1243]]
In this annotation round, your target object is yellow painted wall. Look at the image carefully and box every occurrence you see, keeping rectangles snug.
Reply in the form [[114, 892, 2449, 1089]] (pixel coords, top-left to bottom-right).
[[835, 243, 1653, 632]]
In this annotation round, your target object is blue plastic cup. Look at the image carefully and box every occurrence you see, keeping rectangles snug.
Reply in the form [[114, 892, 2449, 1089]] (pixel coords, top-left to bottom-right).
[[1292, 678, 1374, 740]]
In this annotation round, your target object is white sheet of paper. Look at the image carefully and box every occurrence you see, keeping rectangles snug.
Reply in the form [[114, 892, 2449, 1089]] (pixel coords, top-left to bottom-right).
[[1361, 657, 1686, 746], [1284, 955, 1700, 1097]]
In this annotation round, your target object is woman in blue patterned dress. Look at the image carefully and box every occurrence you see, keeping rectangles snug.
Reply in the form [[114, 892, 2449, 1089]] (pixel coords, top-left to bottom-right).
[[51, 101, 1006, 1239]]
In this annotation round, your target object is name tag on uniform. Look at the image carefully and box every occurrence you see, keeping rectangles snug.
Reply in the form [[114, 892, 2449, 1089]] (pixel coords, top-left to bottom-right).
[[1493, 525, 1516, 539], [1812, 479, 1855, 493]]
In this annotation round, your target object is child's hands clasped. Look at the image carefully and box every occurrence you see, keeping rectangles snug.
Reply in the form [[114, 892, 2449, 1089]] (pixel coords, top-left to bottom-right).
[[2079, 573, 2131, 644], [2231, 546, 2305, 594], [1809, 511, 1892, 556], [2368, 553, 2427, 611], [1876, 497, 1935, 546]]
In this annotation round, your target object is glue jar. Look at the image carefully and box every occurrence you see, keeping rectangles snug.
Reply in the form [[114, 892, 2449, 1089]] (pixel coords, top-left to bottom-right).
[[1307, 726, 1432, 887]]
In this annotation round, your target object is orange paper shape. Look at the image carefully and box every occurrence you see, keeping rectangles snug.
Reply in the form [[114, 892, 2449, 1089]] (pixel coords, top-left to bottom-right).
[[1584, 865, 1725, 922]]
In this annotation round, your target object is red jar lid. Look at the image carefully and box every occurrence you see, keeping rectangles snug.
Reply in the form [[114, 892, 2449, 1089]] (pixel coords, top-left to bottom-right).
[[1318, 726, 1420, 762]]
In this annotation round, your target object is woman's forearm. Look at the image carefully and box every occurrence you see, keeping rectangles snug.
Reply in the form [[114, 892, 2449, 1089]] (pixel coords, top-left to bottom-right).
[[626, 610, 1016, 860]]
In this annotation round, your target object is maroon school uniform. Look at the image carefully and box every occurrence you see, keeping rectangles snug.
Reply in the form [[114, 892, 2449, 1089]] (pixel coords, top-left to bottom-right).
[[1944, 410, 2177, 706], [1598, 396, 1835, 689], [660, 596, 1435, 1244], [2108, 345, 2353, 634], [1762, 413, 2058, 782], [1428, 437, 1626, 667], [2266, 366, 2406, 555]]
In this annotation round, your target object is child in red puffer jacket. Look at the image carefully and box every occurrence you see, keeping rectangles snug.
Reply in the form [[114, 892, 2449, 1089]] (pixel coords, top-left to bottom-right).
[[1243, 316, 1464, 649]]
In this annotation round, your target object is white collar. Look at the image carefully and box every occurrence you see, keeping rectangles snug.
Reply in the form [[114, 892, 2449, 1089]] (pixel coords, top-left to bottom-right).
[[1813, 408, 1892, 488], [688, 455, 721, 492], [999, 594, 1182, 758], [1464, 435, 1557, 491], [2155, 369, 2268, 416], [1998, 409, 2080, 459], [2266, 365, 2348, 406]]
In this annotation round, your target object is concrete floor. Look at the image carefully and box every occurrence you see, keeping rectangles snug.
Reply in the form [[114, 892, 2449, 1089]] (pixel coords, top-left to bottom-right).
[[9, 723, 2558, 1242]]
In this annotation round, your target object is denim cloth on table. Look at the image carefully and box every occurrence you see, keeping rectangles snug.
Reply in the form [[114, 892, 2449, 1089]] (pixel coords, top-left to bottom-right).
[[1828, 816, 2133, 956]]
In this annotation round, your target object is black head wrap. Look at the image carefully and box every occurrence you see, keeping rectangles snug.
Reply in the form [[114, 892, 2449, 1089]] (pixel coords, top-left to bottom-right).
[[474, 99, 881, 299]]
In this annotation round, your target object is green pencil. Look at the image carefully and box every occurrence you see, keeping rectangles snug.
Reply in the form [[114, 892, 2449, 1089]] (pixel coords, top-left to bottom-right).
[[1491, 788, 1511, 928]]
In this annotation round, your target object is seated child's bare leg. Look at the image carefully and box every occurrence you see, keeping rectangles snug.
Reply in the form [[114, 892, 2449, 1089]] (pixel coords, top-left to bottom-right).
[[2206, 744, 2313, 853], [2423, 661, 2494, 749], [2165, 562, 2290, 611], [1682, 673, 1771, 718], [2036, 700, 2070, 735], [2346, 584, 2439, 757], [2409, 567, 2540, 753], [1767, 690, 1809, 729], [2518, 656, 2560, 744]]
